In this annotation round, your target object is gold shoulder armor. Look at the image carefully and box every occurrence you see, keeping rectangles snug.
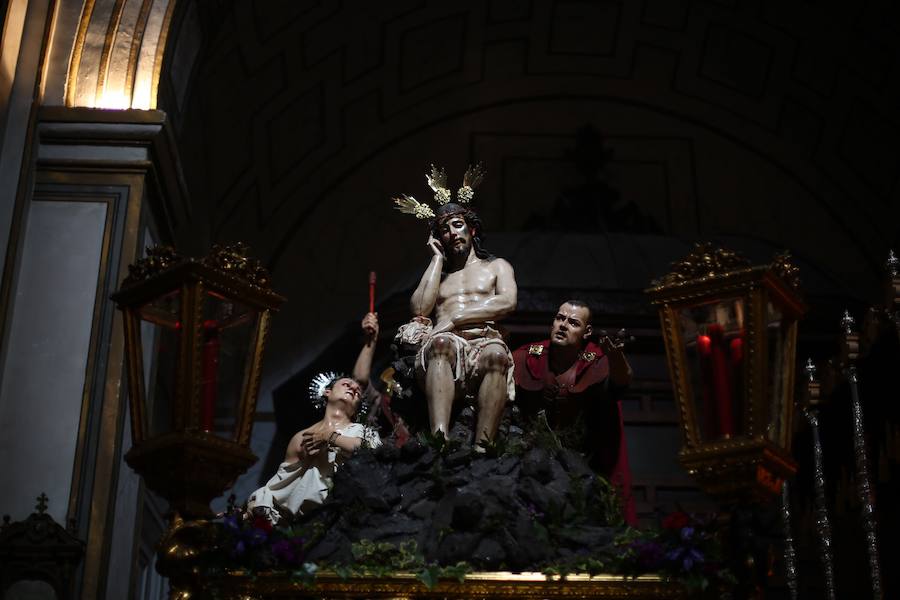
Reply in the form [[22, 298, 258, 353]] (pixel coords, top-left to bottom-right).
[[528, 344, 544, 356]]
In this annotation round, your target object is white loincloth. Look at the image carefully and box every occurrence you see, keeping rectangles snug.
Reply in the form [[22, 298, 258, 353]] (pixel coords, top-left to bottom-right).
[[397, 319, 515, 403]]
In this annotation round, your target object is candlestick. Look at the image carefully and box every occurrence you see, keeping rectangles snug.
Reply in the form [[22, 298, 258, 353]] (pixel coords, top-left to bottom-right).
[[847, 366, 883, 599], [806, 407, 836, 600], [781, 480, 798, 600]]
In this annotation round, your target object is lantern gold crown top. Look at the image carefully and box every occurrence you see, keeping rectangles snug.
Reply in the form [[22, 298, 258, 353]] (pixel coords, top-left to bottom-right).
[[648, 243, 801, 292], [122, 242, 271, 289]]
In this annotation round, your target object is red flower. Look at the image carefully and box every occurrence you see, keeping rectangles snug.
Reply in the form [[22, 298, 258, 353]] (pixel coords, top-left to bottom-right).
[[662, 511, 690, 530], [251, 514, 273, 533]]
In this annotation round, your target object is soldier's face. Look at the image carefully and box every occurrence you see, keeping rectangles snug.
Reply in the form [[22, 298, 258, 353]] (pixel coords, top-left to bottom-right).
[[325, 378, 362, 414], [551, 303, 592, 348], [438, 215, 473, 257]]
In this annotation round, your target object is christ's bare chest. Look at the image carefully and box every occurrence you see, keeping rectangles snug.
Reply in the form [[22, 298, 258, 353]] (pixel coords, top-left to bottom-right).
[[438, 263, 496, 301]]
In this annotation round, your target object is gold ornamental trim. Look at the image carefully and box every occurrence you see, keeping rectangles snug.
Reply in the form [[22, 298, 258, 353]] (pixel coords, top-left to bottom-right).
[[646, 243, 803, 296], [189, 571, 684, 599], [123, 245, 183, 284], [120, 243, 273, 290], [201, 242, 271, 288], [528, 344, 544, 356], [650, 243, 750, 290], [770, 251, 801, 290], [678, 437, 797, 504]]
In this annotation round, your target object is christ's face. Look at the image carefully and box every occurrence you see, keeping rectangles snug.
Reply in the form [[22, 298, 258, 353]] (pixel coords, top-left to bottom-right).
[[550, 303, 592, 348], [438, 215, 473, 258]]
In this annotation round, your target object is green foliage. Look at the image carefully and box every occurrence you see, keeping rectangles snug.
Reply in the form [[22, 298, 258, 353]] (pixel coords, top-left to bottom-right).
[[417, 430, 460, 455], [338, 539, 471, 590], [543, 555, 607, 578], [475, 435, 506, 457], [350, 539, 422, 576], [416, 565, 439, 589], [525, 412, 563, 452], [589, 475, 624, 526]]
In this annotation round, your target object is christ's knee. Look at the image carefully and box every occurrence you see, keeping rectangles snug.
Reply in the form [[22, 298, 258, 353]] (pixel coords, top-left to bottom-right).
[[478, 346, 509, 374], [427, 335, 457, 361]]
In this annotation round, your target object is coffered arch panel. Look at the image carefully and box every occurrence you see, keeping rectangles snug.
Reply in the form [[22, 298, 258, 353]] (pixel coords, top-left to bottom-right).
[[65, 0, 177, 109]]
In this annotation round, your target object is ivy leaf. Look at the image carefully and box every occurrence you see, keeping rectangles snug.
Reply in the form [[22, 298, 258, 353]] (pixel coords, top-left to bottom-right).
[[417, 566, 440, 589], [441, 562, 471, 583], [332, 565, 352, 581]]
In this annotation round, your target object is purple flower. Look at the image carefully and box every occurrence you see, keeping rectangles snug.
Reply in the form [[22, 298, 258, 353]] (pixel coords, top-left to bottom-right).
[[271, 540, 296, 565], [666, 547, 705, 572], [248, 527, 268, 547], [680, 526, 695, 541], [223, 514, 240, 532], [682, 548, 704, 571], [526, 503, 545, 521], [632, 541, 665, 570]]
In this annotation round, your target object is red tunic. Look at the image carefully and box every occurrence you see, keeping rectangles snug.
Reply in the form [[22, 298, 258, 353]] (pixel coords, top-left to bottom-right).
[[512, 340, 636, 525]]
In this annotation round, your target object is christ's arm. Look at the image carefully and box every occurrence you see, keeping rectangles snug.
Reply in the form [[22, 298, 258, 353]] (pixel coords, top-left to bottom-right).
[[410, 235, 444, 316]]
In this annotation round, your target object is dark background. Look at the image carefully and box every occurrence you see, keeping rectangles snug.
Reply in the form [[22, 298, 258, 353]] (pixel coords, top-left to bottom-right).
[[152, 2, 899, 596]]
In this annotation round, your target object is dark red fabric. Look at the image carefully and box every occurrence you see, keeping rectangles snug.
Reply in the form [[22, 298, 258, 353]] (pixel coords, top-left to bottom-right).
[[513, 340, 636, 525]]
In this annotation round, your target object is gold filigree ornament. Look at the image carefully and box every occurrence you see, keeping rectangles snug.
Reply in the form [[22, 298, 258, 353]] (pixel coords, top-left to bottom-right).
[[650, 242, 751, 289], [201, 242, 271, 288], [123, 245, 183, 285], [771, 251, 801, 290], [392, 163, 485, 220]]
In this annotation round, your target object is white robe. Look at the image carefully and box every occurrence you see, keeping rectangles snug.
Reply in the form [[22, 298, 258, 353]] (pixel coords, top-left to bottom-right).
[[247, 423, 381, 522]]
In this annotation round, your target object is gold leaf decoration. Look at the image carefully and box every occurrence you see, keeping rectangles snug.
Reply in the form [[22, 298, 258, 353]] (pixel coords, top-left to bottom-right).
[[653, 243, 751, 288]]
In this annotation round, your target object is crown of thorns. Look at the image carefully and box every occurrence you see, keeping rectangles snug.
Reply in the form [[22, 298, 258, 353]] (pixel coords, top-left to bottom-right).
[[392, 163, 485, 220]]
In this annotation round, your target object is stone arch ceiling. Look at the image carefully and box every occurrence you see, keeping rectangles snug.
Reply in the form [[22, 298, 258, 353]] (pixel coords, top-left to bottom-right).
[[160, 0, 900, 380], [65, 0, 177, 109]]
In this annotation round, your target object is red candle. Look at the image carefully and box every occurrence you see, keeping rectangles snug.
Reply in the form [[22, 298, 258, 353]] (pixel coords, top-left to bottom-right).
[[369, 271, 376, 313], [708, 324, 734, 437], [697, 334, 712, 355], [730, 336, 743, 365], [697, 334, 714, 436], [200, 319, 219, 432]]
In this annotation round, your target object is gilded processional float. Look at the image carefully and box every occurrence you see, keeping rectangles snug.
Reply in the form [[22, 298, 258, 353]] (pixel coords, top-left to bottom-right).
[[101, 164, 886, 599]]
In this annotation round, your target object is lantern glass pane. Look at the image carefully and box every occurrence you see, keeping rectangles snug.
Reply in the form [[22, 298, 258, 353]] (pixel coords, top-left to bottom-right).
[[138, 290, 181, 437], [679, 298, 746, 442], [200, 291, 260, 441], [765, 300, 791, 447]]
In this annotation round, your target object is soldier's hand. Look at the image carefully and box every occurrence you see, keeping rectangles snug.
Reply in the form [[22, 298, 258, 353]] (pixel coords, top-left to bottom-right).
[[362, 312, 379, 339], [427, 234, 445, 259], [598, 335, 625, 355]]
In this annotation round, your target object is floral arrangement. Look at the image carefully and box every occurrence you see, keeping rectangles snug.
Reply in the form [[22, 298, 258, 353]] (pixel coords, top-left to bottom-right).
[[608, 511, 735, 594], [217, 511, 467, 588], [213, 507, 732, 594], [217, 510, 320, 581]]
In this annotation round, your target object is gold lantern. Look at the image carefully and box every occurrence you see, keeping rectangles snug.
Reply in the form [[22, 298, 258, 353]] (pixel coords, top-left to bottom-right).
[[112, 243, 284, 518], [646, 244, 805, 504]]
